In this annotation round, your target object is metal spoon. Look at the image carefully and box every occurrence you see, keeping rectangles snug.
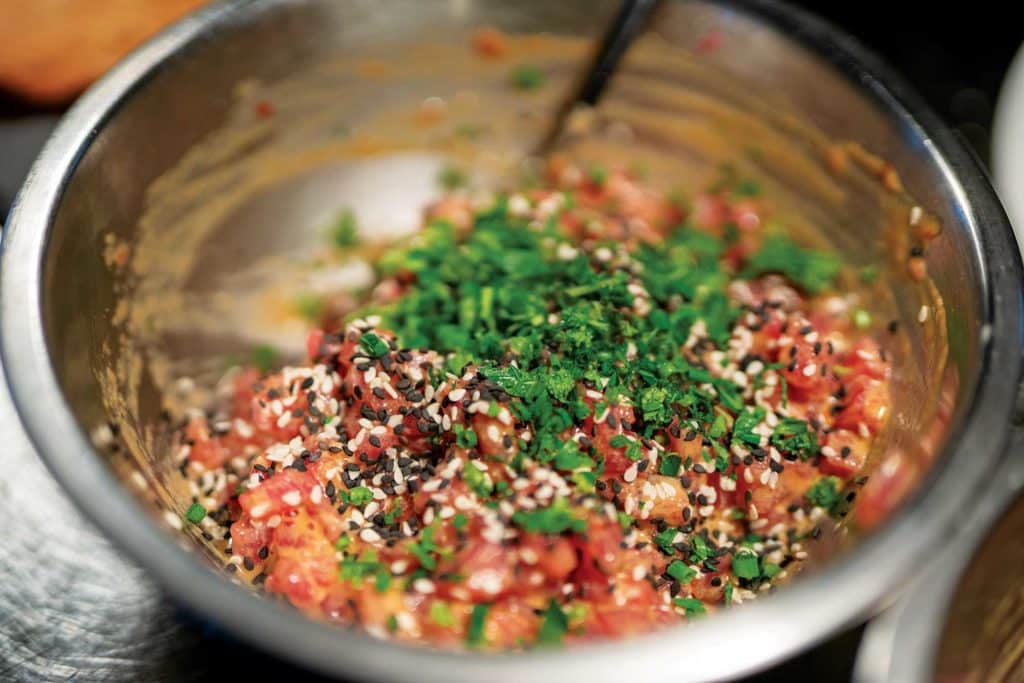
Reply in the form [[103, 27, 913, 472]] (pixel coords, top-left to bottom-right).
[[534, 0, 661, 155]]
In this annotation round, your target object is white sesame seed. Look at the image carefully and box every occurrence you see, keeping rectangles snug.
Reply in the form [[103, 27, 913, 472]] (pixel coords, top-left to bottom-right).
[[918, 305, 929, 323], [282, 490, 302, 506], [360, 528, 382, 543], [163, 510, 183, 530], [909, 205, 922, 226]]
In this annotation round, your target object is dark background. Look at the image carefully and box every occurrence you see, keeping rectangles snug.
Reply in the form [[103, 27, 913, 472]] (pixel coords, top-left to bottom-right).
[[0, 3, 1019, 681]]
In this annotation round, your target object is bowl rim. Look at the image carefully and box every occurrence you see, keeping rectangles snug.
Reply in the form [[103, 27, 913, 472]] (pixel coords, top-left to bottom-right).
[[2, 0, 1022, 681]]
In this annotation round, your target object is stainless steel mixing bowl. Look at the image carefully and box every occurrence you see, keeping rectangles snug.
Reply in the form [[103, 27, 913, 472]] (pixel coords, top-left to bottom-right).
[[2, 1, 1022, 681]]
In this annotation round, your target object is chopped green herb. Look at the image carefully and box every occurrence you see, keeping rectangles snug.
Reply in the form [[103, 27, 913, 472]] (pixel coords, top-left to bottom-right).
[[430, 600, 456, 627], [346, 486, 374, 506], [386, 614, 399, 633], [339, 550, 389, 591], [329, 208, 360, 248], [250, 344, 278, 373], [853, 309, 872, 329], [463, 462, 493, 498], [724, 582, 734, 605], [588, 165, 608, 186], [454, 122, 482, 140], [609, 434, 631, 448], [358, 332, 390, 358], [666, 560, 697, 584], [732, 407, 766, 448], [732, 550, 760, 580], [805, 476, 842, 513], [674, 597, 706, 617], [511, 498, 586, 535], [536, 600, 569, 645], [709, 413, 728, 439], [185, 502, 205, 524], [438, 164, 468, 191], [453, 423, 479, 449], [771, 417, 819, 459], [467, 603, 490, 647], [659, 453, 682, 477], [860, 265, 879, 283], [688, 534, 711, 565], [409, 525, 440, 572], [744, 235, 841, 294], [617, 512, 635, 530], [654, 527, 679, 554], [383, 503, 403, 526], [294, 292, 324, 321], [733, 179, 761, 197], [510, 64, 545, 90]]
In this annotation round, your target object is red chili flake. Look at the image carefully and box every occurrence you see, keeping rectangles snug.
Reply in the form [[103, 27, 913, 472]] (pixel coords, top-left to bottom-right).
[[696, 29, 724, 54], [255, 100, 276, 118]]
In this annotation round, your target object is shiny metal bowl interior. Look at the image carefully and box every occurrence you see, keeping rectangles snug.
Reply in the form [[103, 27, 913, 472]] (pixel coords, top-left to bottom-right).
[[1, 1, 1021, 681]]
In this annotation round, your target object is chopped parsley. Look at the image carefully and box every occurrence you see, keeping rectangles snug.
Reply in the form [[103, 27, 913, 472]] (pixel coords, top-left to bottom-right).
[[408, 525, 441, 571], [853, 309, 872, 330], [654, 526, 680, 554], [339, 550, 390, 591], [383, 503, 403, 526], [463, 462, 493, 498], [294, 293, 324, 322], [732, 406, 765, 448], [511, 498, 586, 535], [250, 344, 278, 373], [185, 502, 206, 524], [771, 417, 819, 459], [536, 600, 569, 645], [358, 332, 390, 358], [438, 164, 468, 191], [452, 423, 478, 449], [363, 199, 826, 468], [509, 64, 545, 90], [659, 453, 682, 477], [744, 235, 841, 295], [429, 600, 456, 627], [805, 476, 842, 514], [345, 486, 374, 506], [329, 208, 360, 248]]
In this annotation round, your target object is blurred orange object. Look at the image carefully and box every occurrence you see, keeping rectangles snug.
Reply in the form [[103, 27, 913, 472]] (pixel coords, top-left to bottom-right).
[[0, 0, 211, 105]]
